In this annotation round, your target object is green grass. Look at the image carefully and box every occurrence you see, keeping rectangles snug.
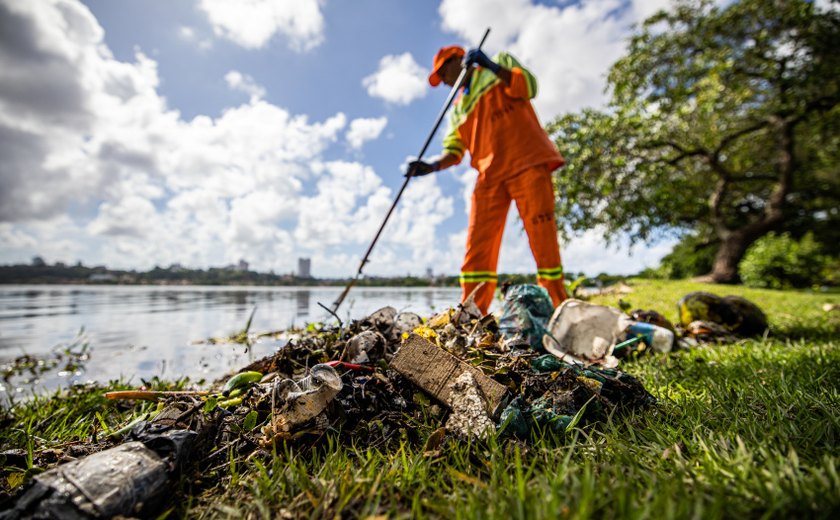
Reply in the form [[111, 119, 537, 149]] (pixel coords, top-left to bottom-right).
[[2, 280, 839, 518]]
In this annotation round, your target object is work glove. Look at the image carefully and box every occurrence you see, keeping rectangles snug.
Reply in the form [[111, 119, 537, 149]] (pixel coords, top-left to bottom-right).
[[464, 48, 500, 74], [406, 160, 438, 177]]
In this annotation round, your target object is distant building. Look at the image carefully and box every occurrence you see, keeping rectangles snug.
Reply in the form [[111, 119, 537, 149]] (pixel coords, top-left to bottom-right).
[[224, 259, 249, 272], [298, 258, 311, 278], [32, 256, 46, 267]]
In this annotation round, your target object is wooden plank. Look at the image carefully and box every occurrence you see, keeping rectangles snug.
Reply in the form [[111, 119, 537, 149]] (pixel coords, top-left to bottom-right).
[[390, 334, 509, 418]]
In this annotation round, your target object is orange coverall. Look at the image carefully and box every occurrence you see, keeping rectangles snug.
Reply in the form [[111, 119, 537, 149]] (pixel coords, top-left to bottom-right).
[[442, 52, 568, 314]]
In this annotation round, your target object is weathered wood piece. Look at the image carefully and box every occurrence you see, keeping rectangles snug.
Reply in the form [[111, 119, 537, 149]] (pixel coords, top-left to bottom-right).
[[390, 334, 509, 418]]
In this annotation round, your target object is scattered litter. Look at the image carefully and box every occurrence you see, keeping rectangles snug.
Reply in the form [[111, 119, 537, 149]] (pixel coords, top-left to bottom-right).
[[678, 292, 768, 339], [542, 299, 632, 367], [5, 285, 671, 518], [3, 406, 201, 520], [499, 360, 654, 438], [346, 330, 386, 364], [629, 309, 676, 333], [4, 442, 170, 519], [393, 312, 423, 337], [682, 320, 739, 344], [624, 322, 675, 353], [261, 364, 343, 443], [498, 284, 554, 350]]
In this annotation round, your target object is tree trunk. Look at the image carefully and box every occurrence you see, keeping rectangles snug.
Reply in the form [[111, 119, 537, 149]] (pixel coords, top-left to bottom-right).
[[706, 115, 795, 284], [709, 230, 755, 283]]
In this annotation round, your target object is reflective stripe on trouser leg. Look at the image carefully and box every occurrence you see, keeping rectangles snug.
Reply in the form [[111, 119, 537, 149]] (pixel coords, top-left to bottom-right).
[[508, 164, 568, 306], [460, 273, 497, 315], [537, 272, 568, 307], [461, 179, 511, 314]]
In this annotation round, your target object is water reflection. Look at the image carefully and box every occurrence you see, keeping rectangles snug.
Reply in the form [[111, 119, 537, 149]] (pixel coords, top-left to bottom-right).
[[296, 290, 310, 318], [0, 285, 462, 400]]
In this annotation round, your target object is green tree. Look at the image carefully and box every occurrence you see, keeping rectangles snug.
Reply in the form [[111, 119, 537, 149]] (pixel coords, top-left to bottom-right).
[[549, 0, 840, 282]]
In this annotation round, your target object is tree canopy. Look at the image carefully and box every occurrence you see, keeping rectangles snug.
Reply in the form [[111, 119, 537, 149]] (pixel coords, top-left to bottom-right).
[[549, 0, 840, 282]]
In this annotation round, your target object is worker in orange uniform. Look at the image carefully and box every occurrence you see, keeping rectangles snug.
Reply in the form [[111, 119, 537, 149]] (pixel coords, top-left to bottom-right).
[[408, 45, 569, 314]]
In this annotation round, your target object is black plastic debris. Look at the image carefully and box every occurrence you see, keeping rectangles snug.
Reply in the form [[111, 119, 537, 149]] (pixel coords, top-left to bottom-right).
[[1, 421, 197, 520]]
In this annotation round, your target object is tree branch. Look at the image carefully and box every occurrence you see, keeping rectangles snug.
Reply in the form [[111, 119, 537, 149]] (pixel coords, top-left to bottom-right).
[[642, 139, 709, 165], [729, 174, 778, 183], [731, 114, 796, 240], [713, 120, 771, 159], [764, 115, 795, 224], [709, 176, 730, 235]]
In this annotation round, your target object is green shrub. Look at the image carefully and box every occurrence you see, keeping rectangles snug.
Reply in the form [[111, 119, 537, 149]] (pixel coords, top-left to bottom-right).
[[739, 232, 826, 289]]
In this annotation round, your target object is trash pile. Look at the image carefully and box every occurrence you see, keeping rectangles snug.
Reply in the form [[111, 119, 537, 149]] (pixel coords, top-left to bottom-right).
[[227, 291, 657, 448], [209, 288, 765, 451], [3, 284, 769, 519]]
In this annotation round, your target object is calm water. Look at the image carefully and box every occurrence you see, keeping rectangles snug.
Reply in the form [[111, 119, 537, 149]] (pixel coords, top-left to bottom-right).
[[0, 285, 462, 402]]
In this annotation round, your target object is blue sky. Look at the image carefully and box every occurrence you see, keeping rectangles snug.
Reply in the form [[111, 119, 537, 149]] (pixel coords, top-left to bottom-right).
[[0, 0, 689, 278]]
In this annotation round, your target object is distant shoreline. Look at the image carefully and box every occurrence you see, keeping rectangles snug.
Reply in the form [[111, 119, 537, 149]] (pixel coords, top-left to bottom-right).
[[0, 263, 463, 287], [0, 263, 606, 288], [0, 279, 461, 288]]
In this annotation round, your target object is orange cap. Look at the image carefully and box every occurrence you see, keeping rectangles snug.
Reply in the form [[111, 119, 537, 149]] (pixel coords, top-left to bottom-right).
[[428, 45, 465, 87]]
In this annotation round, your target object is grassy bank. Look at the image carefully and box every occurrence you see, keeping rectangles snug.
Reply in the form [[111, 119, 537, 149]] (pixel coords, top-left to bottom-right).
[[2, 280, 839, 518]]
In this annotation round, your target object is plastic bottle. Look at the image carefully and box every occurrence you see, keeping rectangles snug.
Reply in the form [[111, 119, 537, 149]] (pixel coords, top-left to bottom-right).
[[625, 322, 674, 353]]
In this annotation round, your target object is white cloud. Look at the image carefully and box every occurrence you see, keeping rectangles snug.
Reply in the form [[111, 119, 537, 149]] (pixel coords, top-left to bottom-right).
[[225, 70, 266, 101], [387, 175, 455, 264], [562, 229, 677, 277], [0, 216, 94, 266], [179, 26, 195, 40], [198, 0, 324, 51], [362, 53, 428, 105], [294, 161, 392, 248], [345, 117, 388, 150], [0, 0, 677, 278], [437, 0, 721, 119], [0, 0, 367, 274], [87, 195, 161, 238], [292, 161, 456, 275], [0, 223, 38, 251], [178, 25, 212, 50]]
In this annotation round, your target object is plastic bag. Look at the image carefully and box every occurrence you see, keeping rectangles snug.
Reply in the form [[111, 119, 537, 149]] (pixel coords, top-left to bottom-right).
[[498, 284, 555, 350]]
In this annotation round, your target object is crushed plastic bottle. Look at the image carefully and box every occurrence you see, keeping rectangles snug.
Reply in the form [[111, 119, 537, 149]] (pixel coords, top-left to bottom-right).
[[625, 322, 674, 353], [264, 364, 343, 438]]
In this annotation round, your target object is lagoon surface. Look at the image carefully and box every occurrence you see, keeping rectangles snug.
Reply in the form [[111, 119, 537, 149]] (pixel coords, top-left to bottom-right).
[[0, 285, 462, 403]]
